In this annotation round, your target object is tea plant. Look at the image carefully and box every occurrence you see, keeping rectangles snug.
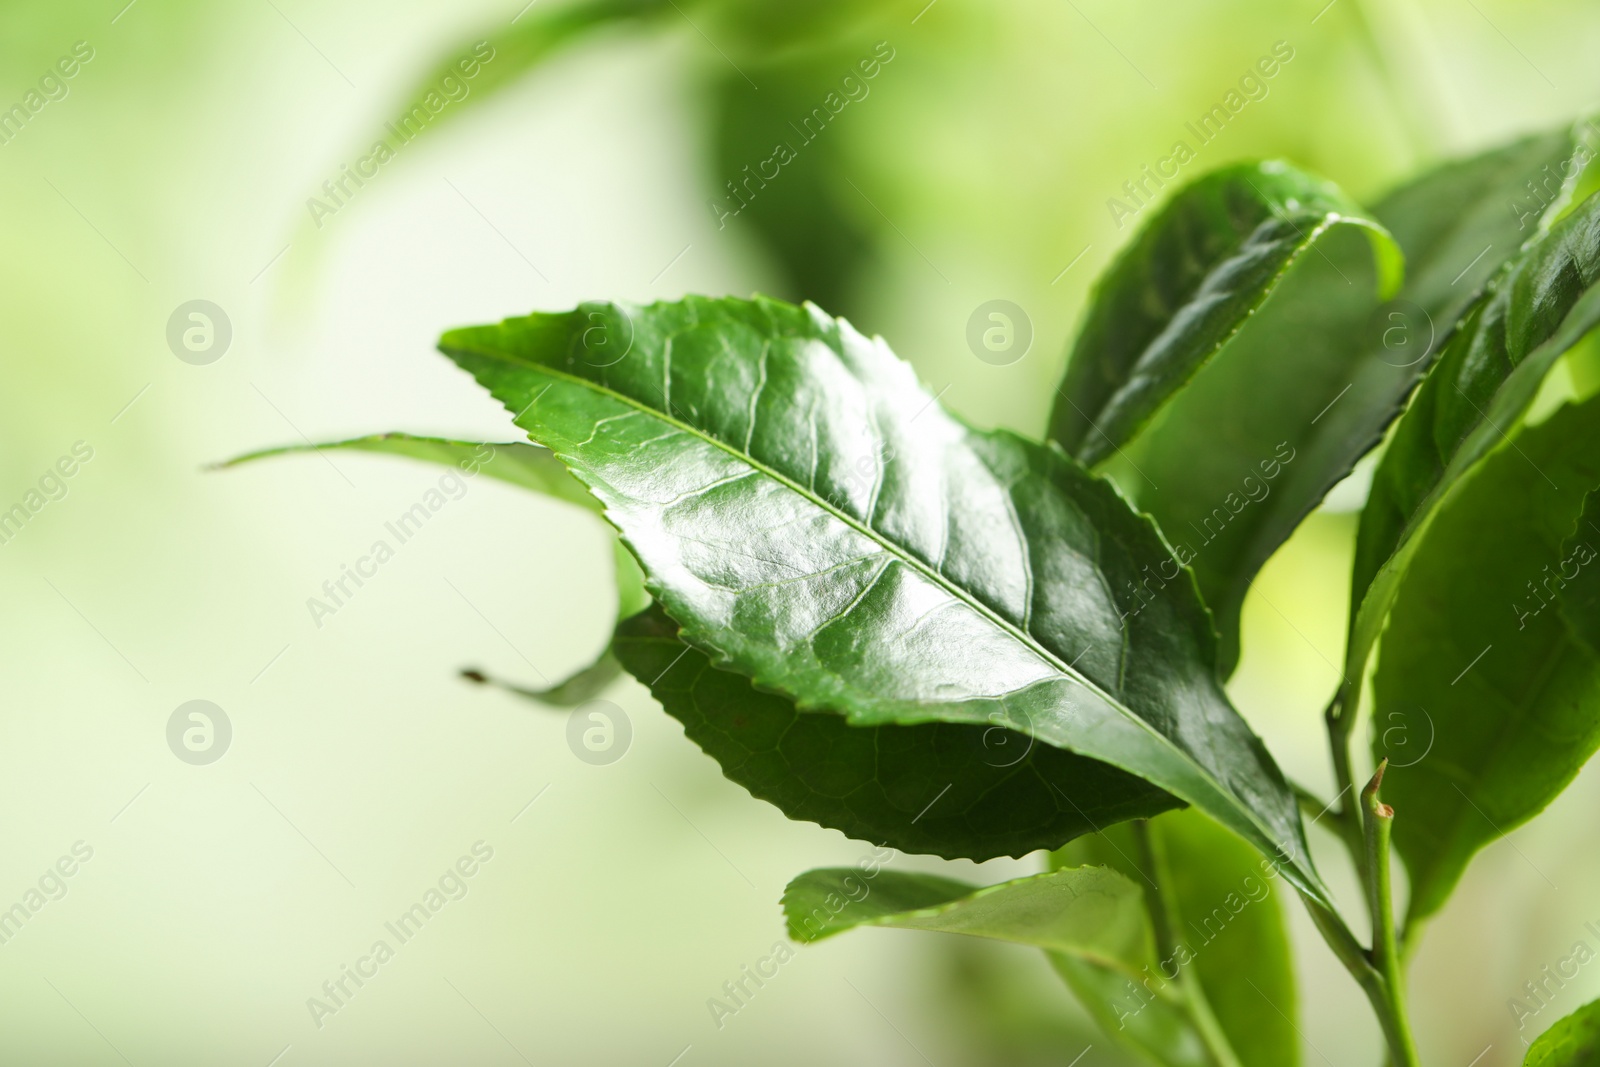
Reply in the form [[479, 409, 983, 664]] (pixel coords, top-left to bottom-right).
[[235, 115, 1600, 1066]]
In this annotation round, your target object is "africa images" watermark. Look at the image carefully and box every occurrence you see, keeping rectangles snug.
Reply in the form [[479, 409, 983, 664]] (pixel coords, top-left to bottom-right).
[[708, 41, 896, 230], [1106, 41, 1295, 230], [306, 41, 496, 229]]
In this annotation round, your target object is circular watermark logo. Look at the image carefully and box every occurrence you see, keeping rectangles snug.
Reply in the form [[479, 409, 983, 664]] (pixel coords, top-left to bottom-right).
[[1375, 705, 1434, 769], [979, 710, 1034, 768], [573, 303, 634, 368], [1367, 299, 1435, 369], [167, 700, 232, 765], [966, 300, 1032, 366], [566, 699, 632, 766], [166, 300, 232, 365]]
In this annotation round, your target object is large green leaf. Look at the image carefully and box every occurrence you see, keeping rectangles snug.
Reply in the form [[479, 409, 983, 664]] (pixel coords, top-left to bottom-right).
[[1347, 183, 1600, 716], [1529, 998, 1600, 1066], [1052, 810, 1297, 1067], [612, 604, 1177, 859], [1048, 161, 1401, 467], [1369, 398, 1600, 925], [438, 295, 1325, 902], [218, 432, 649, 673], [781, 865, 1148, 970], [1104, 129, 1594, 673]]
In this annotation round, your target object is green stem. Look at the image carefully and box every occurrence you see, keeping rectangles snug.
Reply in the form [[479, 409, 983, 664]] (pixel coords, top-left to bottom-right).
[[1130, 821, 1245, 1067], [1313, 710, 1424, 1066], [1324, 695, 1368, 879], [1362, 762, 1420, 1067]]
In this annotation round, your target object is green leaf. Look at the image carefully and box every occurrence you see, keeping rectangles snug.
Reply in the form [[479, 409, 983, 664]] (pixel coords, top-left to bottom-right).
[[217, 432, 649, 645], [1347, 179, 1600, 716], [1100, 128, 1593, 674], [1369, 398, 1600, 924], [438, 295, 1325, 902], [782, 865, 1149, 970], [612, 604, 1177, 860], [1527, 998, 1600, 1066], [1052, 811, 1297, 1067], [1048, 160, 1401, 468]]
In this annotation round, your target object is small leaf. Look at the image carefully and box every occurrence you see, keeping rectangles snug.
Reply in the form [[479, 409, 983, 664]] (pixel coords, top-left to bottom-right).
[[1369, 397, 1600, 924], [1527, 997, 1600, 1066], [612, 605, 1178, 860], [782, 866, 1149, 973], [1100, 128, 1593, 673], [218, 432, 648, 635], [464, 651, 624, 708], [1049, 160, 1401, 467], [1347, 181, 1600, 716], [440, 295, 1326, 903]]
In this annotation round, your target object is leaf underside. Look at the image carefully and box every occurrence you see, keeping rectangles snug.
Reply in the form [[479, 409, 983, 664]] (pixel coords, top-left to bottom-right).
[[1053, 810, 1298, 1067], [1527, 997, 1600, 1066], [781, 865, 1149, 972], [613, 605, 1178, 860]]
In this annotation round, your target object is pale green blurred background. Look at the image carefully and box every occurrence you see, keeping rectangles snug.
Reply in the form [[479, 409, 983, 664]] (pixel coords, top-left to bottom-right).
[[3, 0, 1599, 1063]]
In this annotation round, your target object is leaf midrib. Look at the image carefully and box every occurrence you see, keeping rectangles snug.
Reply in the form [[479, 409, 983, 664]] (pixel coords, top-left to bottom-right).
[[453, 338, 1265, 827]]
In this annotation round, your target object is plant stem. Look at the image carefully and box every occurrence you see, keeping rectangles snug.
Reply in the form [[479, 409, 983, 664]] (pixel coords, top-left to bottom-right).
[[1311, 714, 1424, 1066], [1362, 761, 1420, 1067], [1324, 695, 1368, 878], [1130, 821, 1245, 1067]]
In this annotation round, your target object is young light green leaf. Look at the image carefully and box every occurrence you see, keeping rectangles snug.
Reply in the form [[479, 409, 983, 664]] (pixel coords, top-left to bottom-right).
[[1347, 184, 1600, 717], [439, 295, 1326, 904], [1053, 810, 1297, 1067], [782, 866, 1150, 973], [1526, 997, 1600, 1066], [612, 604, 1178, 860], [1369, 398, 1600, 925], [1104, 127, 1595, 674], [1048, 160, 1401, 467], [218, 432, 649, 641]]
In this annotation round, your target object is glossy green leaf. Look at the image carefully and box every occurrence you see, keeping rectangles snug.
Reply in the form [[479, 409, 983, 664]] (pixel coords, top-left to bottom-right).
[[1052, 810, 1297, 1067], [439, 295, 1325, 903], [1347, 183, 1600, 717], [1106, 128, 1594, 673], [612, 604, 1177, 860], [1527, 998, 1600, 1066], [218, 432, 649, 651], [782, 866, 1148, 970], [1049, 160, 1401, 467], [1369, 398, 1600, 925]]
